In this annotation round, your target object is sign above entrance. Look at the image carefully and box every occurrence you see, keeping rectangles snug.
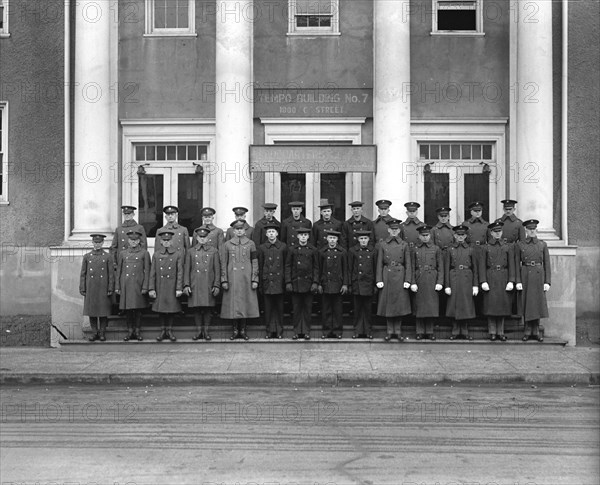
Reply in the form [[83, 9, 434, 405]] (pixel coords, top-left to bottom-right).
[[254, 88, 373, 118], [250, 145, 377, 173]]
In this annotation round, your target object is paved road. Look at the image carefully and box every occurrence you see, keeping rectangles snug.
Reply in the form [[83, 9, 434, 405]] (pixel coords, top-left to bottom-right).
[[1, 384, 598, 485]]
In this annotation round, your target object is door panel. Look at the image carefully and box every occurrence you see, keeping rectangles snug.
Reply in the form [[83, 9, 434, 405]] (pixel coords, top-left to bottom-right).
[[138, 172, 166, 238], [280, 173, 307, 214], [464, 172, 490, 222], [424, 172, 450, 226], [320, 173, 346, 222], [176, 172, 203, 235]]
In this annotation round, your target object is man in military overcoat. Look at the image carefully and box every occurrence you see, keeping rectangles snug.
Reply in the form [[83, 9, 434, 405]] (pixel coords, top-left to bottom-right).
[[258, 223, 288, 339], [431, 207, 454, 251], [160, 206, 190, 254], [252, 203, 280, 247], [479, 221, 516, 341], [280, 201, 312, 249], [376, 219, 412, 341], [197, 207, 224, 251], [184, 227, 221, 341], [225, 207, 254, 241], [515, 219, 551, 342], [411, 225, 444, 341], [343, 201, 375, 250], [318, 229, 349, 339], [285, 227, 319, 340], [312, 200, 345, 250], [221, 220, 260, 340], [115, 230, 150, 341], [495, 199, 525, 244], [149, 229, 184, 342], [349, 230, 376, 339], [401, 202, 423, 248], [372, 199, 395, 246], [444, 225, 479, 340], [80, 234, 114, 341]]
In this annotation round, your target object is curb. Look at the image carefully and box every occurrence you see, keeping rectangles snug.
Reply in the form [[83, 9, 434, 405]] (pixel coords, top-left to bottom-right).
[[2, 372, 597, 386]]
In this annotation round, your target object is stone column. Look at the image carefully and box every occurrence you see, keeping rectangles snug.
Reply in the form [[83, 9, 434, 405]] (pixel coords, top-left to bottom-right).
[[214, 0, 254, 223], [516, 0, 557, 238], [373, 0, 411, 210], [71, 0, 113, 239]]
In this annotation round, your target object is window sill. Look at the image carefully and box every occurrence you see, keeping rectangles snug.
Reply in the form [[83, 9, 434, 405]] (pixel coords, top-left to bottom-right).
[[287, 32, 341, 37], [0, 33, 10, 38], [143, 33, 198, 38], [0, 200, 10, 206], [430, 32, 485, 37]]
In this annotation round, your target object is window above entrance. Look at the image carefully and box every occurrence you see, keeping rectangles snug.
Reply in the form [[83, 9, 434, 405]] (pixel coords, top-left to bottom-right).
[[431, 0, 484, 36], [135, 143, 208, 163], [145, 0, 196, 37], [288, 0, 340, 36]]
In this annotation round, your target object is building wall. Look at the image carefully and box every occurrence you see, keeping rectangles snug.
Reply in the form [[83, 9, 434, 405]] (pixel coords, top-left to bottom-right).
[[410, 0, 510, 119], [568, 0, 600, 316], [253, 0, 373, 89], [0, 0, 65, 315], [118, 0, 217, 120]]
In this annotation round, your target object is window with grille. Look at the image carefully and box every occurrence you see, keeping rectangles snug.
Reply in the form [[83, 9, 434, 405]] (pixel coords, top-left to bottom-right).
[[288, 0, 339, 36], [145, 0, 196, 36], [134, 143, 208, 162], [419, 142, 493, 162], [432, 0, 483, 35]]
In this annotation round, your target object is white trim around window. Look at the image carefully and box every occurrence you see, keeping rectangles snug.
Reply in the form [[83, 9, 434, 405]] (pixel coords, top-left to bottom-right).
[[288, 0, 340, 37], [431, 0, 484, 36], [144, 0, 197, 37], [0, 0, 10, 38], [0, 102, 8, 204], [120, 120, 216, 235]]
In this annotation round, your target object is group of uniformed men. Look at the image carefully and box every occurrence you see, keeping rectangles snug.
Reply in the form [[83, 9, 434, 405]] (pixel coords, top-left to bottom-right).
[[80, 198, 551, 343]]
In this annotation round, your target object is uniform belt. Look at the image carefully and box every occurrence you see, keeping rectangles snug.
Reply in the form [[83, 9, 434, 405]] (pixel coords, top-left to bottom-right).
[[489, 265, 505, 270], [475, 241, 481, 245], [452, 265, 471, 270], [524, 261, 542, 266], [408, 242, 415, 248], [387, 261, 403, 267], [420, 265, 434, 270]]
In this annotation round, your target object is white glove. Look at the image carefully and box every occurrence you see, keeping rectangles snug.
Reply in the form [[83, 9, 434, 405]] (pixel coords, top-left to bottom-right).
[[376, 282, 384, 289], [506, 282, 514, 291], [410, 284, 418, 293], [435, 284, 443, 291], [403, 282, 410, 289], [175, 290, 183, 298], [472, 286, 479, 296], [445, 287, 452, 296], [543, 283, 550, 292], [516, 283, 523, 291], [481, 282, 490, 292]]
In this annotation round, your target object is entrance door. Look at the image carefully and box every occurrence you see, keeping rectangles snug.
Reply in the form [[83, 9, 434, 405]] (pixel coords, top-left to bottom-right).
[[136, 166, 203, 241], [419, 142, 497, 225]]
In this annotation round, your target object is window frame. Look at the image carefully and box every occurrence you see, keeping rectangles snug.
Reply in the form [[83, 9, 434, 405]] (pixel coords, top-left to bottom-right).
[[431, 0, 484, 37], [0, 0, 10, 38], [0, 102, 8, 204], [144, 0, 197, 37], [288, 0, 340, 37]]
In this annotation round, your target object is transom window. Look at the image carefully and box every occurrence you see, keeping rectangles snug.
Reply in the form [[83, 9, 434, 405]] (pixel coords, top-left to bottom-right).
[[432, 0, 483, 35], [145, 0, 196, 36], [135, 144, 208, 162], [288, 0, 340, 36], [419, 143, 493, 161]]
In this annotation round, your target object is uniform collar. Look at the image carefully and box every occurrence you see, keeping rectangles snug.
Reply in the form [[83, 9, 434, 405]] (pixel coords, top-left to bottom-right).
[[122, 219, 137, 227], [385, 236, 403, 244], [489, 238, 502, 246], [454, 241, 469, 248], [91, 249, 104, 254], [404, 217, 421, 225], [469, 217, 483, 224], [165, 222, 179, 229], [230, 236, 249, 245], [375, 214, 392, 223], [204, 223, 216, 230], [435, 221, 452, 229], [159, 246, 176, 254], [501, 214, 517, 222], [417, 241, 433, 248], [325, 244, 342, 251], [195, 243, 209, 251], [526, 236, 538, 244], [128, 245, 142, 252], [266, 240, 282, 248]]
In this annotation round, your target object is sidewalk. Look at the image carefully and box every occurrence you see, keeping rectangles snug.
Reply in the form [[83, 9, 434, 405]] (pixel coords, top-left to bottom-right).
[[1, 342, 598, 386]]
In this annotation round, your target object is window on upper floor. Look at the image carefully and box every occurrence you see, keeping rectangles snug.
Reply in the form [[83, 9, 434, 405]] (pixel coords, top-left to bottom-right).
[[0, 0, 9, 37], [0, 102, 8, 204], [432, 0, 484, 36], [288, 0, 340, 36], [145, 0, 196, 37]]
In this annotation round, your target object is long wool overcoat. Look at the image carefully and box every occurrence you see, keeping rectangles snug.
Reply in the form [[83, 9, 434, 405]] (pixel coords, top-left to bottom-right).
[[116, 246, 150, 310], [444, 242, 478, 320], [184, 244, 221, 307], [411, 241, 444, 318], [515, 237, 551, 321], [376, 237, 412, 317], [149, 246, 184, 313], [80, 249, 114, 317], [220, 236, 260, 319]]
